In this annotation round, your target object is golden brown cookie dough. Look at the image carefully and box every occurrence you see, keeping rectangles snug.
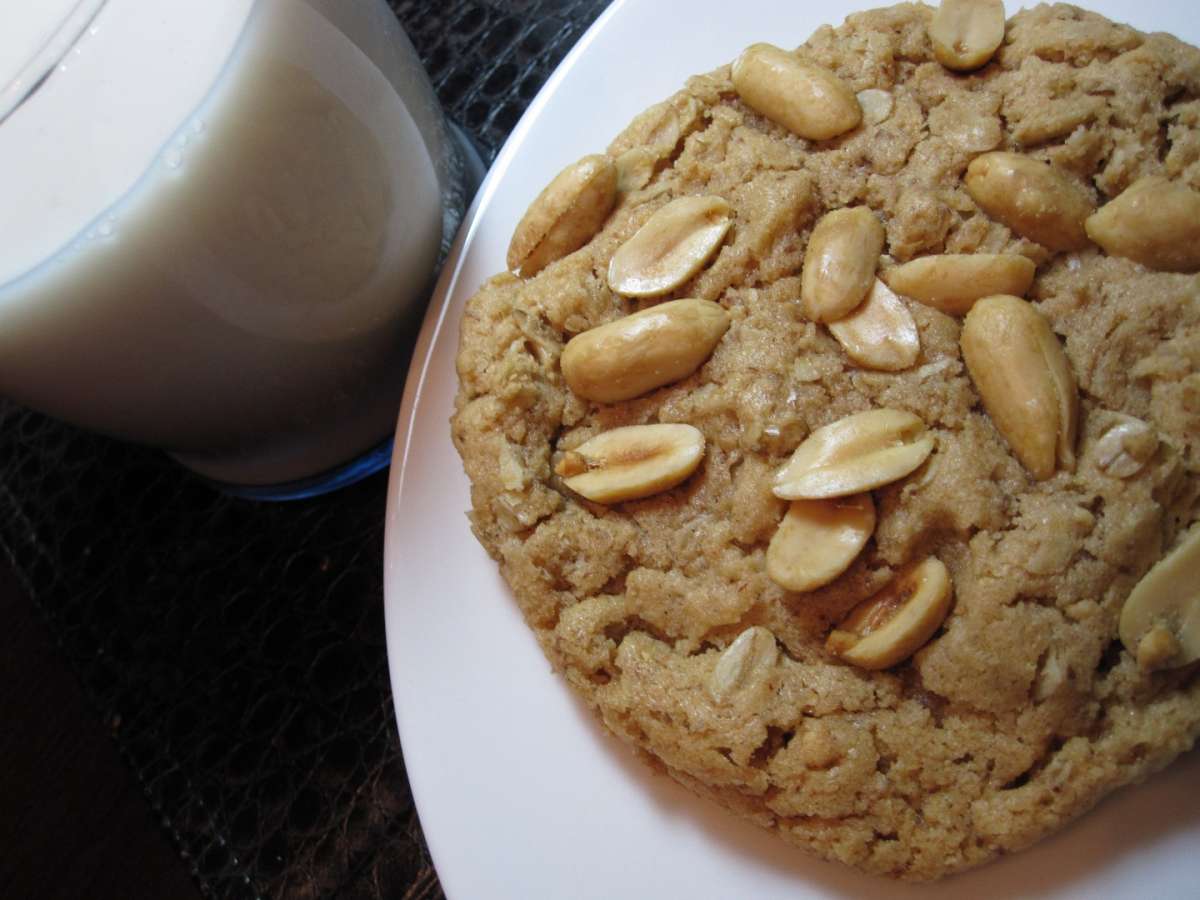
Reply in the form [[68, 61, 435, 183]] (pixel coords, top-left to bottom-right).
[[452, 2, 1200, 880]]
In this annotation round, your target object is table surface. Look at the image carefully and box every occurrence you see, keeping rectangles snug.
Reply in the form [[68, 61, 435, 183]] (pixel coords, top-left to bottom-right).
[[0, 2, 608, 897]]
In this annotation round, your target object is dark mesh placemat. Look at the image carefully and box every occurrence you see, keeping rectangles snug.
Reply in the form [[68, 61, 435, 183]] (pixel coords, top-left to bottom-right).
[[0, 2, 607, 897]]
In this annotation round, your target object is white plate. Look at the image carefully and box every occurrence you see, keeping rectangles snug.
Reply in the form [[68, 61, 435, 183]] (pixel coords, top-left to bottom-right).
[[384, 1, 1200, 897]]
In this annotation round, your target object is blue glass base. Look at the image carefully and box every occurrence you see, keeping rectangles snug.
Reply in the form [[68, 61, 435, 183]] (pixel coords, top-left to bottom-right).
[[202, 434, 394, 501]]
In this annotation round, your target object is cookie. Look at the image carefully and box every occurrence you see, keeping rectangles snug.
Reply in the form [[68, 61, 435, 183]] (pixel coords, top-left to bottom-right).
[[451, 1, 1200, 880]]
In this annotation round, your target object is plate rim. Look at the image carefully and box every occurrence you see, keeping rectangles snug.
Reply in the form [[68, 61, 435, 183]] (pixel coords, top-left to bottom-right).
[[383, 1, 1200, 897]]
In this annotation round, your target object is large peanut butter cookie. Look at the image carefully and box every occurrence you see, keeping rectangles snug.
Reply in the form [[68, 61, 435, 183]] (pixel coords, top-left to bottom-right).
[[451, 1, 1200, 880]]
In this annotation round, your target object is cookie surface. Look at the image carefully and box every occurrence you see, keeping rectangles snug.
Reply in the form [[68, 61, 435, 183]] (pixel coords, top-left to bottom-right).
[[451, 2, 1200, 880]]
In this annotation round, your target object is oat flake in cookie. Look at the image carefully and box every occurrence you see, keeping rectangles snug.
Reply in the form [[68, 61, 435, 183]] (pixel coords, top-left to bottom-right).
[[451, 1, 1200, 880]]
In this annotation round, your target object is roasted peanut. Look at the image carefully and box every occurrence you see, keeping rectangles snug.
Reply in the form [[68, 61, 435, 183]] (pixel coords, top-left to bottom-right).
[[1085, 176, 1200, 272], [767, 495, 876, 592], [508, 154, 618, 276], [929, 0, 1006, 72], [856, 89, 894, 126], [802, 207, 885, 322], [1092, 415, 1158, 479], [1119, 523, 1200, 671], [965, 152, 1094, 251], [883, 253, 1035, 315], [774, 408, 935, 500], [556, 423, 705, 504], [560, 299, 730, 403], [708, 627, 779, 703], [731, 43, 862, 141], [828, 279, 920, 371], [608, 196, 732, 297], [827, 557, 954, 669], [961, 295, 1078, 480]]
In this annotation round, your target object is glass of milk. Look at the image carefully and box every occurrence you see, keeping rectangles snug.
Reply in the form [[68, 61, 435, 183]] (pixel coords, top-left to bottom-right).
[[0, 0, 481, 497]]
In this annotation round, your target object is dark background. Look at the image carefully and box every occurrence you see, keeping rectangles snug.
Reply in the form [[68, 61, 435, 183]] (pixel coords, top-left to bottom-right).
[[0, 1, 608, 897]]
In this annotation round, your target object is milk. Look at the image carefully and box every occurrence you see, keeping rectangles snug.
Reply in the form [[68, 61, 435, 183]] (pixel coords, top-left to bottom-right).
[[0, 0, 461, 485]]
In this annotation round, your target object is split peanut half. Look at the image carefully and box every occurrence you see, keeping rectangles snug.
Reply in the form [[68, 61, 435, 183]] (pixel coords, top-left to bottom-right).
[[507, 154, 618, 276], [614, 148, 657, 195], [856, 89, 894, 126], [767, 495, 876, 592], [560, 299, 730, 403], [1092, 415, 1158, 479], [608, 196, 732, 297], [555, 423, 705, 504], [826, 557, 954, 670], [773, 408, 935, 500], [708, 626, 779, 703], [828, 278, 920, 371], [961, 295, 1078, 480], [1119, 523, 1200, 671]]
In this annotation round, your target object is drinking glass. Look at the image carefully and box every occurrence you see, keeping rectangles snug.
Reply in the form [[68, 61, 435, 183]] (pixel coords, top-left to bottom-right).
[[0, 0, 482, 498]]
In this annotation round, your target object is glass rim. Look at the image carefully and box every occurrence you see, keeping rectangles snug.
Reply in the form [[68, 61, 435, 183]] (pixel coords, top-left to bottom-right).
[[0, 0, 109, 127]]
